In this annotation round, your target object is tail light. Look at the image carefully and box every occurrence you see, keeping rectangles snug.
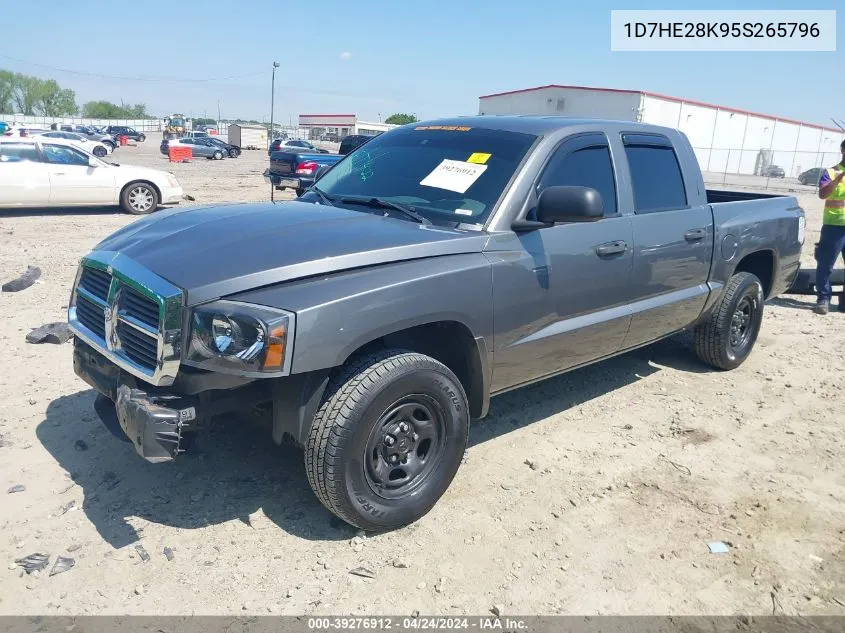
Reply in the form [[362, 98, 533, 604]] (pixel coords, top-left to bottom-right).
[[295, 160, 318, 175]]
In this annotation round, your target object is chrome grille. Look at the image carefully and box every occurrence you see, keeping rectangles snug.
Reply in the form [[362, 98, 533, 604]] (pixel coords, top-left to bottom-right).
[[67, 252, 184, 386], [75, 294, 106, 338]]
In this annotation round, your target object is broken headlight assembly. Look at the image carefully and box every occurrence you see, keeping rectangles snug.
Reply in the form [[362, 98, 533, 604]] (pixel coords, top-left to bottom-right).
[[185, 301, 294, 377]]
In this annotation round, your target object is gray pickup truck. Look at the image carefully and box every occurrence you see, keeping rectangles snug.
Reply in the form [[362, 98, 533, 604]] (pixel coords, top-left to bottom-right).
[[67, 116, 804, 531]]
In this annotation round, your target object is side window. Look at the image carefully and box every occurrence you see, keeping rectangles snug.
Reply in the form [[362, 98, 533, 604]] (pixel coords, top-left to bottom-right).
[[537, 142, 618, 216], [41, 144, 89, 166], [623, 138, 687, 213], [0, 143, 41, 163]]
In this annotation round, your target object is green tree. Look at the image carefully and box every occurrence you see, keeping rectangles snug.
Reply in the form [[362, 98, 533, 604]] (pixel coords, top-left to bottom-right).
[[192, 117, 217, 127], [82, 100, 151, 119], [0, 70, 14, 113], [1, 71, 78, 116], [384, 113, 418, 125]]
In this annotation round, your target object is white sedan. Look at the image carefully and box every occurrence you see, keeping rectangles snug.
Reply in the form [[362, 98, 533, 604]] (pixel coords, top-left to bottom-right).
[[34, 131, 113, 157], [0, 137, 184, 215]]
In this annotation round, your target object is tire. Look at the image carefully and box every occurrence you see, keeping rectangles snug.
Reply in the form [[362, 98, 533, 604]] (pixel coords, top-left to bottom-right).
[[120, 181, 159, 215], [305, 349, 469, 531], [213, 150, 223, 160], [228, 148, 239, 158], [693, 272, 764, 370], [92, 146, 107, 158], [137, 134, 145, 143], [103, 141, 115, 152]]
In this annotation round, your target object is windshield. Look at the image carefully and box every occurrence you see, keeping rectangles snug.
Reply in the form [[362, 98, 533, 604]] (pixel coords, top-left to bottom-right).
[[312, 125, 537, 225], [170, 118, 185, 127]]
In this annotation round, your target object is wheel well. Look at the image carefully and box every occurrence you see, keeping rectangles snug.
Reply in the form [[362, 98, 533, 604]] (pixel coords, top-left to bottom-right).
[[346, 321, 486, 419], [733, 250, 775, 298], [120, 180, 161, 202]]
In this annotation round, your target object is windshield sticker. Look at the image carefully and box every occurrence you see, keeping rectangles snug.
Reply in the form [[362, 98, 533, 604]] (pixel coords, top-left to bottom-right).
[[419, 159, 487, 194], [414, 125, 472, 132], [466, 152, 491, 165], [455, 209, 474, 216]]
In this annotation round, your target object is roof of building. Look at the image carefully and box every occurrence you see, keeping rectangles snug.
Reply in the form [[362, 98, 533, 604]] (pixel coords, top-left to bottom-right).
[[478, 84, 842, 134]]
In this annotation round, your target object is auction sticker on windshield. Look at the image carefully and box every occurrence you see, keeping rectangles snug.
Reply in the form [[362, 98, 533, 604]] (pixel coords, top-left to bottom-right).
[[420, 159, 487, 194]]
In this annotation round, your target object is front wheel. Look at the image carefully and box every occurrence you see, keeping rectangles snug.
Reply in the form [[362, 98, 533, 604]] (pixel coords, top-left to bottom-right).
[[693, 272, 764, 370], [120, 182, 159, 215], [228, 148, 239, 158], [305, 349, 469, 531], [103, 141, 115, 152]]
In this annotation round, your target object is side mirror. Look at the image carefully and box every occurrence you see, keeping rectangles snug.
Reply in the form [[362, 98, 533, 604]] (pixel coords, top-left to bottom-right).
[[88, 157, 99, 168], [314, 164, 332, 181], [536, 185, 603, 224]]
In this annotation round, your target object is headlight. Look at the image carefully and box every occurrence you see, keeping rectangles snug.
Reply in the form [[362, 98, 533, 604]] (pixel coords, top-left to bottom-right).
[[185, 301, 294, 376]]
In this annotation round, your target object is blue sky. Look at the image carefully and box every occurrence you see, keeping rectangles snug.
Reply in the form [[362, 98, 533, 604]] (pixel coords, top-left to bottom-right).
[[0, 0, 841, 126]]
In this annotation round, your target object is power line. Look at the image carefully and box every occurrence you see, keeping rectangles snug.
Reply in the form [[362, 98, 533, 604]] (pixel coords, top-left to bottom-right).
[[0, 55, 264, 83]]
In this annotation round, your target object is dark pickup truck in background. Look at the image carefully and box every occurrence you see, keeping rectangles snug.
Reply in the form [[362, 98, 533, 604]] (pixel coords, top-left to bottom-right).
[[68, 116, 804, 531], [264, 149, 343, 196]]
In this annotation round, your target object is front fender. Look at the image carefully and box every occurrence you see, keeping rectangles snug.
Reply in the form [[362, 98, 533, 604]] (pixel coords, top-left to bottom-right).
[[227, 254, 494, 374]]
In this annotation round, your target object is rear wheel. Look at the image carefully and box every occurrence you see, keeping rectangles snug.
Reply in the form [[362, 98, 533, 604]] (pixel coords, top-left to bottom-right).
[[213, 150, 223, 160], [305, 349, 469, 531], [92, 146, 107, 158], [693, 272, 764, 370], [120, 181, 159, 215]]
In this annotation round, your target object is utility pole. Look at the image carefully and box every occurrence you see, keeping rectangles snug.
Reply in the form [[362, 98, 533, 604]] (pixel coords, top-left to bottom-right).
[[217, 99, 221, 125], [269, 61, 280, 149]]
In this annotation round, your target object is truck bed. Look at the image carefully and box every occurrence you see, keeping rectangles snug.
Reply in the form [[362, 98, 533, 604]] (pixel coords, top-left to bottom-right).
[[706, 189, 786, 204]]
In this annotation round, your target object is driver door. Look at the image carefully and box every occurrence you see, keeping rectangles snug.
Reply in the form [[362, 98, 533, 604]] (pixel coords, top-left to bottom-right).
[[41, 143, 116, 205]]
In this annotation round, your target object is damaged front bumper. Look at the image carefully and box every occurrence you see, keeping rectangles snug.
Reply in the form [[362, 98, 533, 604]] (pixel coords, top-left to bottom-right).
[[73, 339, 268, 464]]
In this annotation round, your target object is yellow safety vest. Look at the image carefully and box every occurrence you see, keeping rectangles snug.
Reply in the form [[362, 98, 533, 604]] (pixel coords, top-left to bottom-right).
[[823, 163, 845, 226]]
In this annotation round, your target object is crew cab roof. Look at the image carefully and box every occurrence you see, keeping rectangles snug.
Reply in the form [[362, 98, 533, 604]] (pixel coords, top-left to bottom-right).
[[409, 115, 678, 137]]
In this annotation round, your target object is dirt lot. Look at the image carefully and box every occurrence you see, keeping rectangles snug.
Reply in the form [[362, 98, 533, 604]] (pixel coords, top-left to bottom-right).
[[0, 138, 843, 617]]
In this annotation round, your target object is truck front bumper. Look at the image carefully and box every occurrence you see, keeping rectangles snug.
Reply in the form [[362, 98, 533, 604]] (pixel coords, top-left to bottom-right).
[[73, 340, 269, 464]]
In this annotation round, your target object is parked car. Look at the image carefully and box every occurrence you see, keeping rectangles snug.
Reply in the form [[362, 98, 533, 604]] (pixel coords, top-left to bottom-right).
[[204, 136, 241, 158], [67, 116, 804, 531], [264, 149, 343, 196], [762, 165, 785, 178], [268, 138, 329, 155], [798, 167, 824, 186], [0, 121, 10, 135], [160, 138, 227, 160], [34, 131, 112, 157], [0, 137, 183, 214], [338, 134, 377, 155], [70, 126, 119, 150], [105, 126, 146, 142]]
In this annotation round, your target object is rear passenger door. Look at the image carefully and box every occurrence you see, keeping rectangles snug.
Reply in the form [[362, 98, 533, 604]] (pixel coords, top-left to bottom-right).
[[0, 143, 50, 206], [619, 133, 713, 349]]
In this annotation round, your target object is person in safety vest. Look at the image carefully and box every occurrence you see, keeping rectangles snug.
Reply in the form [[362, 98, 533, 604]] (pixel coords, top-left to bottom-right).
[[814, 139, 845, 315]]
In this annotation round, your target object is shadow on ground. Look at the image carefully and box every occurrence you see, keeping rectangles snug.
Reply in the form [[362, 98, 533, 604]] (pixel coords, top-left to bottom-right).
[[37, 333, 709, 546], [0, 206, 125, 219]]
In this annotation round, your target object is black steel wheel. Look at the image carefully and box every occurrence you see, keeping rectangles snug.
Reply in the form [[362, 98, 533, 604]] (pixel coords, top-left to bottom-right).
[[693, 271, 764, 370], [305, 349, 469, 531]]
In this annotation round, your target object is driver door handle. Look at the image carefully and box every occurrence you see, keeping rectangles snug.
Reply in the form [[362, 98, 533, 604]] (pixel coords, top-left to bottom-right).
[[595, 240, 628, 257]]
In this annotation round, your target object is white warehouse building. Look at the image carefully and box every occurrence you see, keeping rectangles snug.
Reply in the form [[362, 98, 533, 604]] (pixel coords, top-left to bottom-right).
[[478, 84, 843, 178]]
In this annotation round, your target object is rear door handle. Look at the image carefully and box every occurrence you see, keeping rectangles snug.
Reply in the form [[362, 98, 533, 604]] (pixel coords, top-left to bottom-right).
[[684, 228, 706, 241], [595, 240, 628, 257]]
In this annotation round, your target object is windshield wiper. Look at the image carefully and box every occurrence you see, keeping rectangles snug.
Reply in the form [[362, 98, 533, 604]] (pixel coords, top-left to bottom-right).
[[305, 186, 337, 207], [339, 196, 431, 225]]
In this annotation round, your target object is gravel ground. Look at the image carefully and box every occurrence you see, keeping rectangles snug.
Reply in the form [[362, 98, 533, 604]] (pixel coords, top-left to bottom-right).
[[0, 138, 843, 616]]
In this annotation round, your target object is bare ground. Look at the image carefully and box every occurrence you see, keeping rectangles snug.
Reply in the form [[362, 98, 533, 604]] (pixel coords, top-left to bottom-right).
[[0, 139, 843, 616]]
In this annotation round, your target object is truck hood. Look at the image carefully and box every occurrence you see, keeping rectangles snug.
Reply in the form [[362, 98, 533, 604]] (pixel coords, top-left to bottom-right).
[[94, 201, 489, 305]]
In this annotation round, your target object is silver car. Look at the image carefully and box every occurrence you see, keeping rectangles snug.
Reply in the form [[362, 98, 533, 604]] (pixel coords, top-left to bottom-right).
[[160, 138, 226, 160]]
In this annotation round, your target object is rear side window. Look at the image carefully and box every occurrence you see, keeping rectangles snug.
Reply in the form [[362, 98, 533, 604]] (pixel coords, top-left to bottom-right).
[[41, 144, 89, 166], [537, 141, 618, 216], [623, 136, 687, 213], [0, 143, 40, 163]]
